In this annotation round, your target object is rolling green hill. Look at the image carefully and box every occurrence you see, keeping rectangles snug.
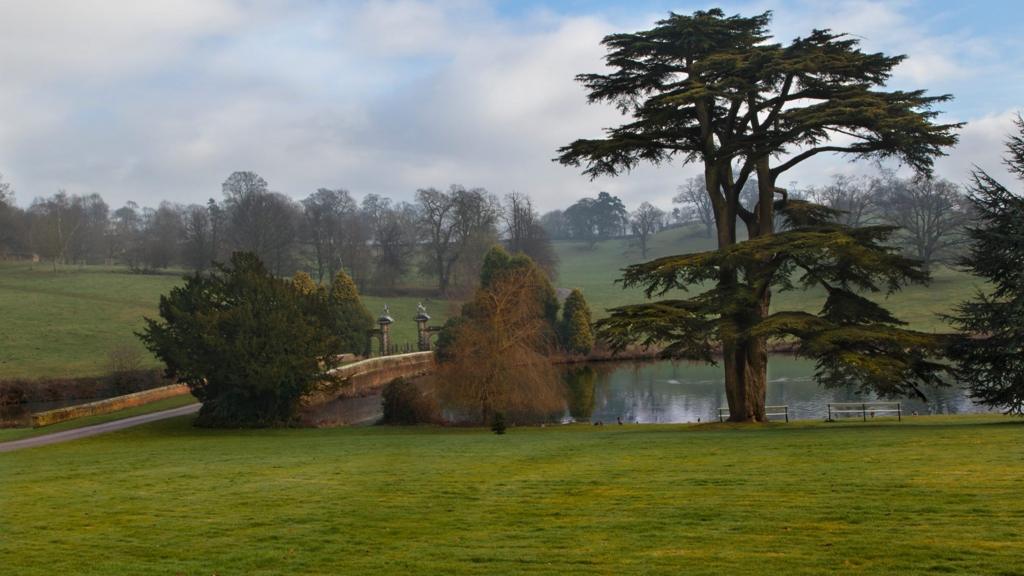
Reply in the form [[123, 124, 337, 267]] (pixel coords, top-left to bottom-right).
[[553, 224, 979, 333], [0, 226, 978, 378], [0, 263, 448, 379]]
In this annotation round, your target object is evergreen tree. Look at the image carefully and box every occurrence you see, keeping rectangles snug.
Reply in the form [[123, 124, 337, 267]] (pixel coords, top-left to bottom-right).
[[476, 245, 558, 327], [292, 271, 318, 295], [560, 288, 594, 355], [947, 116, 1024, 414], [557, 9, 959, 421], [139, 252, 343, 426], [328, 270, 374, 355]]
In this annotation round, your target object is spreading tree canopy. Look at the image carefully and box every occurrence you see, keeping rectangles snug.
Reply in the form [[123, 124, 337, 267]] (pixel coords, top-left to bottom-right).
[[557, 9, 960, 421], [139, 253, 345, 426], [947, 116, 1024, 414]]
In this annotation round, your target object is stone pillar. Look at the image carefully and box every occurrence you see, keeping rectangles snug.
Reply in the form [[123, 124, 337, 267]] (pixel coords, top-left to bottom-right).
[[415, 302, 431, 351], [377, 305, 394, 355]]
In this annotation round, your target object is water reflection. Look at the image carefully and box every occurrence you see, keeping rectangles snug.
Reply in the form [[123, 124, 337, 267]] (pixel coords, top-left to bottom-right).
[[566, 357, 991, 424]]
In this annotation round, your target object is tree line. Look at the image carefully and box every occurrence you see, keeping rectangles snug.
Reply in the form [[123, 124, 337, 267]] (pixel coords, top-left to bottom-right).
[[671, 171, 974, 271], [0, 172, 559, 297]]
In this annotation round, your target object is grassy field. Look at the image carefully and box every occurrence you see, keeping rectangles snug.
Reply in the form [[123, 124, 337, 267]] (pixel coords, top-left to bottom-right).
[[1, 414, 1021, 575], [0, 228, 978, 378], [0, 262, 449, 379], [553, 225, 981, 333]]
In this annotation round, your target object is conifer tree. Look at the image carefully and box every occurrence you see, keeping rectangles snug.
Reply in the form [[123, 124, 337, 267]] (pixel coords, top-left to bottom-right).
[[947, 116, 1024, 414], [139, 252, 343, 426], [557, 9, 960, 421], [292, 271, 318, 295], [560, 288, 594, 355], [328, 270, 374, 355]]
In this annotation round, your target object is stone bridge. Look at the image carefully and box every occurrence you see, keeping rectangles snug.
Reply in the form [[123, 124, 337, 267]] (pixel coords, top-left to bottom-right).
[[299, 352, 437, 425]]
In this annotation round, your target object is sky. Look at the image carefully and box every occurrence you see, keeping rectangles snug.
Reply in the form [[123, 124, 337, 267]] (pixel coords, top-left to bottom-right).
[[0, 0, 1021, 212]]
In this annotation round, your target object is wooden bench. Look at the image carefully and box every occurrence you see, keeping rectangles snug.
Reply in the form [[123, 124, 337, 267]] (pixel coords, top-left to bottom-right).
[[718, 405, 789, 423], [827, 401, 901, 422]]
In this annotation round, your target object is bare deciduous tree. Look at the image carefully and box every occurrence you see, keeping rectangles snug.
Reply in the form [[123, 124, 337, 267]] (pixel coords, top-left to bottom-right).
[[876, 176, 972, 271], [502, 192, 558, 279], [807, 174, 878, 227], [673, 176, 714, 238], [630, 201, 664, 257], [435, 266, 564, 424], [417, 184, 499, 295], [362, 194, 417, 293]]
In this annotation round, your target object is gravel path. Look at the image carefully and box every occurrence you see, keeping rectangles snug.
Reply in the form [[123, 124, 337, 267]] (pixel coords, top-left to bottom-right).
[[0, 403, 200, 453]]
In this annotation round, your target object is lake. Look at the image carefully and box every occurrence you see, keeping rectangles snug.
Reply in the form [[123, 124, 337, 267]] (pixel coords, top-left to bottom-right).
[[566, 357, 991, 424]]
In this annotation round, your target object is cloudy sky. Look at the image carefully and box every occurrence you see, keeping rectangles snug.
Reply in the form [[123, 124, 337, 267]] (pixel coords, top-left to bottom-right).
[[0, 0, 1021, 212]]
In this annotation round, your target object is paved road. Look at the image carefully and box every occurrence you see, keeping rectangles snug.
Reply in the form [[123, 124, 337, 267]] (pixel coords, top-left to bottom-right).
[[0, 403, 200, 453]]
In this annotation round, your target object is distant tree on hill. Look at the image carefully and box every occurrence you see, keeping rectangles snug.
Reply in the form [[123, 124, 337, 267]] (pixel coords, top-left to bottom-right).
[[564, 192, 628, 247], [807, 174, 878, 228], [539, 209, 570, 240], [222, 171, 302, 275], [630, 202, 665, 257], [301, 188, 357, 283], [181, 204, 215, 271], [362, 194, 417, 293], [875, 175, 972, 271], [673, 176, 715, 238], [416, 185, 500, 295], [139, 252, 345, 426], [502, 192, 559, 279], [947, 116, 1024, 414]]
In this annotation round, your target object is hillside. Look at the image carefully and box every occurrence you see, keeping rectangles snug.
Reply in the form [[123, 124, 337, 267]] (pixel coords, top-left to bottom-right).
[[553, 224, 979, 333]]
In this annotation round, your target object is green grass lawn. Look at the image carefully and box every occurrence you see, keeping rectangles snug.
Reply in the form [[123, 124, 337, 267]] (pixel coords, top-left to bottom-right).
[[1, 415, 1021, 575], [0, 262, 449, 379], [0, 393, 197, 442], [554, 225, 982, 333]]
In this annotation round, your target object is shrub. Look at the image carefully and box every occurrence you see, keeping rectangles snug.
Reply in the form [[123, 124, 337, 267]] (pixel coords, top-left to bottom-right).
[[139, 252, 346, 427], [327, 270, 374, 355], [491, 412, 507, 434], [380, 377, 440, 425], [560, 288, 594, 355]]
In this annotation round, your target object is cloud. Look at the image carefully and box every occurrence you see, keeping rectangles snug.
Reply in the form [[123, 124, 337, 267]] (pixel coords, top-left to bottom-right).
[[0, 0, 1018, 213]]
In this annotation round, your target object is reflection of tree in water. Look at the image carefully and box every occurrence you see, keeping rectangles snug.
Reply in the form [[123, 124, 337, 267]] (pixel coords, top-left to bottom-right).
[[576, 359, 990, 423], [564, 365, 597, 420]]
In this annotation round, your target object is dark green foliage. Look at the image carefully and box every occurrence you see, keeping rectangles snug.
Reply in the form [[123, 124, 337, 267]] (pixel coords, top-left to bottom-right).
[[436, 246, 559, 367], [560, 288, 595, 355], [557, 9, 958, 419], [434, 316, 466, 363], [476, 245, 558, 326], [597, 216, 954, 399], [380, 377, 440, 425], [327, 270, 374, 355], [139, 252, 344, 426], [947, 116, 1024, 414], [491, 412, 507, 434]]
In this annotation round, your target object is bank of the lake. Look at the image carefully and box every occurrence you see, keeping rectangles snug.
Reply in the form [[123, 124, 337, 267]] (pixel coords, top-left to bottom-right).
[[568, 357, 989, 424], [1, 413, 1020, 575]]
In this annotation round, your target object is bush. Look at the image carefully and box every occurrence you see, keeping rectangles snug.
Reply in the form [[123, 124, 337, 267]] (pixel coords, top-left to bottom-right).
[[139, 252, 346, 427], [380, 377, 440, 425], [560, 288, 594, 355], [491, 412, 507, 434]]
